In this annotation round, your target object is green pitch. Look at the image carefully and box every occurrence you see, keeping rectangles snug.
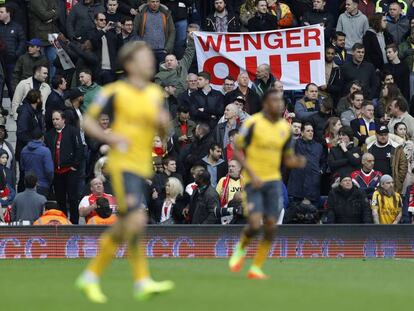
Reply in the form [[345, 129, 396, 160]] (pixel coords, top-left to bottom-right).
[[0, 258, 412, 311]]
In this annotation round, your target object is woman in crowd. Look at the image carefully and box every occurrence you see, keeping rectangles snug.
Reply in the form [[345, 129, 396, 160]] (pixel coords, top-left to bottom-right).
[[375, 83, 402, 120], [324, 117, 342, 153], [267, 0, 295, 29]]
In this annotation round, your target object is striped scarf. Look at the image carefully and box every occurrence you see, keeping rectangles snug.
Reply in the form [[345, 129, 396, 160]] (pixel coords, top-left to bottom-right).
[[359, 118, 376, 137]]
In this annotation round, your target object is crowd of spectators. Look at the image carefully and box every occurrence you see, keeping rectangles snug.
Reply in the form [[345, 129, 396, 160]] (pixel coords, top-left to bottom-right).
[[1, 0, 414, 225]]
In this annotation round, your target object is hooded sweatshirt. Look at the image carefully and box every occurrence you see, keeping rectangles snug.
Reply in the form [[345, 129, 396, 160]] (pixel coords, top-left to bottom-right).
[[336, 10, 369, 52]]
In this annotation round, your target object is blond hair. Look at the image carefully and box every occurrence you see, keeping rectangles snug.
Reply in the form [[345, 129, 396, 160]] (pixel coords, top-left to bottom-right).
[[167, 177, 183, 199]]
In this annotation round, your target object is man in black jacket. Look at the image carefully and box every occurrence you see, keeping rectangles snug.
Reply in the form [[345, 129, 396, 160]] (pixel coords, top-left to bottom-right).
[[203, 0, 241, 32], [319, 45, 342, 102], [302, 0, 334, 41], [45, 110, 83, 224], [89, 12, 122, 84], [45, 75, 67, 131], [0, 4, 26, 106], [189, 170, 220, 224], [190, 71, 224, 129], [247, 0, 278, 32]]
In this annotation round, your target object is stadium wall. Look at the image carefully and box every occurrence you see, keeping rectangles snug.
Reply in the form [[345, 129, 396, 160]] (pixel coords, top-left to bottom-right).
[[0, 225, 414, 259]]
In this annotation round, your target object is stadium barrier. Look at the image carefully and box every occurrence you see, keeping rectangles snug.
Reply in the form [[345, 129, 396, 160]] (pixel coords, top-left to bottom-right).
[[0, 225, 414, 259]]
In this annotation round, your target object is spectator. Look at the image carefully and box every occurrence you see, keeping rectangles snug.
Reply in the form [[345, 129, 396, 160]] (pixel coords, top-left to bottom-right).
[[336, 0, 369, 53], [294, 83, 322, 122], [0, 4, 26, 106], [371, 174, 402, 224], [154, 36, 195, 96], [161, 0, 191, 51], [350, 101, 376, 145], [202, 143, 228, 188], [172, 105, 196, 152], [78, 177, 116, 223], [213, 103, 240, 150], [0, 149, 15, 191], [224, 72, 261, 115], [394, 121, 408, 140], [217, 96, 250, 124], [86, 197, 117, 225], [203, 0, 241, 32], [152, 156, 183, 195], [398, 27, 414, 98], [221, 75, 236, 95], [319, 45, 342, 101], [239, 0, 256, 31], [376, 0, 407, 14], [328, 125, 362, 179], [105, 0, 123, 24], [309, 96, 333, 143], [188, 170, 220, 224], [12, 39, 48, 90], [78, 69, 101, 113], [291, 118, 302, 140], [133, 0, 175, 65], [15, 89, 44, 163], [341, 91, 364, 127], [177, 73, 198, 109], [332, 31, 352, 66], [45, 75, 67, 131], [267, 0, 295, 29], [190, 71, 224, 129], [174, 23, 199, 74], [341, 43, 379, 100], [336, 80, 363, 117], [386, 1, 409, 45], [351, 152, 382, 199], [11, 173, 47, 224], [223, 129, 238, 162], [383, 43, 410, 99], [66, 0, 105, 42], [12, 65, 51, 120], [119, 16, 138, 44], [20, 128, 54, 197], [367, 124, 407, 193], [33, 200, 72, 225], [288, 122, 324, 205], [388, 96, 414, 138], [162, 80, 179, 119], [326, 173, 372, 223], [375, 82, 402, 120], [251, 64, 275, 99], [216, 159, 242, 207], [302, 0, 335, 40], [184, 164, 205, 196], [0, 125, 15, 175], [149, 176, 184, 224], [247, 0, 278, 32], [28, 0, 59, 78], [324, 117, 342, 152], [45, 111, 83, 224], [363, 13, 394, 71], [90, 12, 122, 85]]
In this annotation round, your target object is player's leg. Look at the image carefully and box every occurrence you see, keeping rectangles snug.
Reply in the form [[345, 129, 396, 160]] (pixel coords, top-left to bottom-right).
[[247, 181, 282, 279], [229, 185, 263, 273]]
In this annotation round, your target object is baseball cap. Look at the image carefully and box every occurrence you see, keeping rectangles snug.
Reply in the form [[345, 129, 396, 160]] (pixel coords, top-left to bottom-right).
[[65, 88, 84, 101], [27, 38, 42, 47], [376, 125, 389, 134], [234, 96, 246, 104]]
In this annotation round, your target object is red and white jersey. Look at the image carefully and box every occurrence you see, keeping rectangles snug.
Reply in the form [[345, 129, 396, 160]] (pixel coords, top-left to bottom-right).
[[79, 193, 117, 222]]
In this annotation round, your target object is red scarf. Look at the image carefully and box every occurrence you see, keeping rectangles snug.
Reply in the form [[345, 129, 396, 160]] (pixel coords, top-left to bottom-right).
[[219, 175, 243, 207], [409, 186, 414, 210], [153, 146, 166, 157]]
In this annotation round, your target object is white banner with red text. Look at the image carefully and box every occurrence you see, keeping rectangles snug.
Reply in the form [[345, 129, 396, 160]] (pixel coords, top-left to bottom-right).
[[194, 25, 325, 90]]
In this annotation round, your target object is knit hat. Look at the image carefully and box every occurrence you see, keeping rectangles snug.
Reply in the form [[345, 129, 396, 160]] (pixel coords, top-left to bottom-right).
[[380, 174, 393, 185], [339, 172, 352, 182]]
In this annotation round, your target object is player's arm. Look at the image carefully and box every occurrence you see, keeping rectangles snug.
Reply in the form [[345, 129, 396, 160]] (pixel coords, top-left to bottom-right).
[[282, 136, 306, 169], [233, 122, 263, 189]]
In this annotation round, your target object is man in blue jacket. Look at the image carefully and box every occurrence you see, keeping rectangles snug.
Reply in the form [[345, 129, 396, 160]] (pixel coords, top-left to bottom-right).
[[20, 128, 54, 197]]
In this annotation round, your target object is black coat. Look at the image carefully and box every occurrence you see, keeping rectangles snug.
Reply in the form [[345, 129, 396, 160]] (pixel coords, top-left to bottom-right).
[[203, 11, 241, 32], [45, 90, 66, 131], [341, 61, 380, 100], [363, 29, 394, 71], [66, 1, 105, 41], [328, 143, 362, 178], [182, 134, 214, 173], [0, 20, 26, 63], [16, 102, 44, 160], [148, 192, 185, 224], [308, 111, 331, 144], [89, 28, 122, 73], [224, 87, 261, 115], [247, 13, 278, 32], [302, 9, 335, 41], [190, 89, 224, 129], [44, 125, 83, 170], [383, 62, 410, 100], [326, 185, 373, 224], [212, 121, 240, 150], [190, 185, 220, 224]]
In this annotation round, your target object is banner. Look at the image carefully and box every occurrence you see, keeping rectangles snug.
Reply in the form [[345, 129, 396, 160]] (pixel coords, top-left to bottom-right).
[[194, 25, 325, 90]]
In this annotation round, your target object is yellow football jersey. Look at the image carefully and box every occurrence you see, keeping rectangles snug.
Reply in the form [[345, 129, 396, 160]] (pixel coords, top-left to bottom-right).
[[86, 80, 164, 178], [235, 113, 293, 184], [371, 191, 402, 224]]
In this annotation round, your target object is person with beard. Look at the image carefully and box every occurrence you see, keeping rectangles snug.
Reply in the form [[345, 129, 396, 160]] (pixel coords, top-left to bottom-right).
[[368, 124, 407, 193], [247, 0, 278, 32], [216, 159, 243, 208], [172, 105, 196, 153], [202, 143, 228, 188], [336, 80, 363, 117], [350, 101, 376, 146], [309, 97, 333, 144], [302, 0, 334, 40], [287, 122, 323, 205], [340, 91, 364, 127], [319, 46, 341, 103], [332, 31, 352, 66], [203, 0, 241, 32], [351, 152, 382, 200], [328, 126, 362, 180], [371, 174, 402, 224], [326, 173, 372, 223], [294, 83, 322, 122], [162, 80, 179, 119], [291, 118, 302, 140]]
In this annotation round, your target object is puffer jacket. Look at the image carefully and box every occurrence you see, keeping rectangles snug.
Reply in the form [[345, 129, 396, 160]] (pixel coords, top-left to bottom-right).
[[28, 0, 59, 46], [0, 20, 26, 63]]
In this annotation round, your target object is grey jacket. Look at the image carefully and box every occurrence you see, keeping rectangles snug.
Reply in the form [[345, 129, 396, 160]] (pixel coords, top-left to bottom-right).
[[340, 108, 358, 127], [11, 188, 47, 223], [386, 14, 409, 45], [336, 11, 369, 52]]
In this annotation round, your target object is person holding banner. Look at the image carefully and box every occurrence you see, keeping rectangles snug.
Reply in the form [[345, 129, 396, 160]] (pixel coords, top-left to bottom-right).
[[247, 0, 278, 32], [229, 89, 306, 279]]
